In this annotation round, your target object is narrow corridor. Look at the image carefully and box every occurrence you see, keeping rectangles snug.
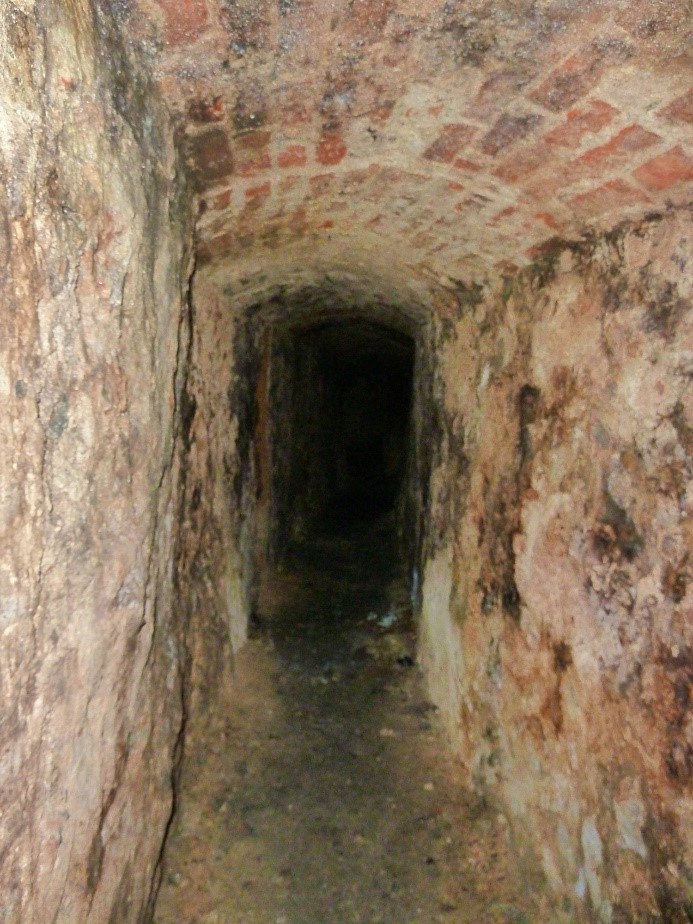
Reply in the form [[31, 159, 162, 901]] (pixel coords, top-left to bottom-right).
[[6, 6, 692, 920], [154, 516, 544, 923]]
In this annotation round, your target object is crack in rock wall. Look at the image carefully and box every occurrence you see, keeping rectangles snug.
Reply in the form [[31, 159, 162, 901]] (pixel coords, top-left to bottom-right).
[[0, 2, 193, 919], [173, 273, 256, 745], [1, 1, 691, 922]]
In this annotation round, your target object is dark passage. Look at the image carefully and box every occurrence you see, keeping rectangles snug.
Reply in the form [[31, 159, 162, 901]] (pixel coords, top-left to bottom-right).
[[154, 313, 542, 924], [155, 491, 542, 924], [270, 319, 415, 549]]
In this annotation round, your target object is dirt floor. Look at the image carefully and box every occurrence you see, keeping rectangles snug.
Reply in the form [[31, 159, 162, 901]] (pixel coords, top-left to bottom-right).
[[154, 517, 547, 923]]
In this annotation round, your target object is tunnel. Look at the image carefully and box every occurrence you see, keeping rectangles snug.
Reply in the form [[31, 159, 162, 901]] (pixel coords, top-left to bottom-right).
[[270, 318, 416, 543], [1, 1, 692, 922]]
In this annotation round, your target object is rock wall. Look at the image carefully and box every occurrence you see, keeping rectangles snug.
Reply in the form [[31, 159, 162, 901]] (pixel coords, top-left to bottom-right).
[[175, 274, 258, 739], [420, 208, 692, 921], [1, 4, 689, 922], [0, 2, 192, 919]]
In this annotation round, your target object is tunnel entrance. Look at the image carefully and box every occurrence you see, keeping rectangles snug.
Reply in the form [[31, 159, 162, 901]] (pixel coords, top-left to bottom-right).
[[267, 318, 417, 554]]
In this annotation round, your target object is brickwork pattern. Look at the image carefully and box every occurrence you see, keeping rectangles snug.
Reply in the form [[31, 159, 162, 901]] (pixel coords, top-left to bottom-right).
[[130, 0, 691, 283]]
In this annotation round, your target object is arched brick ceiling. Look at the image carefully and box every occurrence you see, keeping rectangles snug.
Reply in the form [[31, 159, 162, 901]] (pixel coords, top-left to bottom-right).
[[129, 0, 692, 289]]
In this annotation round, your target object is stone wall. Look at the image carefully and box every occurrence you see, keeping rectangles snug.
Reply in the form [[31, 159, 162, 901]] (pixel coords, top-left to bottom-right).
[[1, 2, 690, 921], [0, 2, 192, 919], [419, 207, 692, 921], [175, 273, 257, 740]]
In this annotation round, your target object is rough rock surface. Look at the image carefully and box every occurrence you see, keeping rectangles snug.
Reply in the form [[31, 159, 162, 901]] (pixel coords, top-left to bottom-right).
[[0, 2, 192, 919], [174, 273, 257, 740], [420, 208, 692, 920], [1, 0, 691, 921]]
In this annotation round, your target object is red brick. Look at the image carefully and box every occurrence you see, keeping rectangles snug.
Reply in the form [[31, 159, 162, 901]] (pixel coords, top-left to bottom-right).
[[529, 41, 629, 112], [493, 144, 552, 183], [570, 179, 649, 217], [470, 70, 533, 120], [211, 189, 232, 211], [578, 124, 660, 167], [361, 180, 383, 203], [345, 0, 395, 42], [490, 206, 517, 225], [525, 243, 547, 261], [463, 192, 493, 209], [481, 114, 543, 156], [658, 90, 693, 125], [543, 99, 617, 148], [243, 194, 269, 215], [188, 96, 224, 123], [196, 229, 235, 265], [237, 130, 272, 151], [278, 91, 310, 126], [316, 132, 347, 166], [236, 150, 271, 178], [277, 145, 308, 168], [309, 173, 335, 195], [423, 123, 476, 163], [279, 175, 300, 193], [245, 181, 271, 200], [378, 168, 426, 187], [411, 231, 435, 249], [342, 166, 379, 189], [162, 0, 208, 45], [634, 146, 693, 191], [521, 168, 570, 201], [187, 128, 233, 187], [495, 259, 520, 274]]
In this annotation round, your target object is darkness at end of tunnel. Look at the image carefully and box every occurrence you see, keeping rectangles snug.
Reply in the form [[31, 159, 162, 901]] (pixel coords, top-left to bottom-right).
[[269, 317, 416, 547]]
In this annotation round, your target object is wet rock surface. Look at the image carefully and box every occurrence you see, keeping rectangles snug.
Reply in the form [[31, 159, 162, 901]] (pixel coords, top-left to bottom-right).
[[154, 518, 545, 923]]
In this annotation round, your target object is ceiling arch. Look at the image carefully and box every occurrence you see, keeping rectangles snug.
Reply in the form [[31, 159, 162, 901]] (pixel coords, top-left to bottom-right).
[[128, 0, 691, 287]]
